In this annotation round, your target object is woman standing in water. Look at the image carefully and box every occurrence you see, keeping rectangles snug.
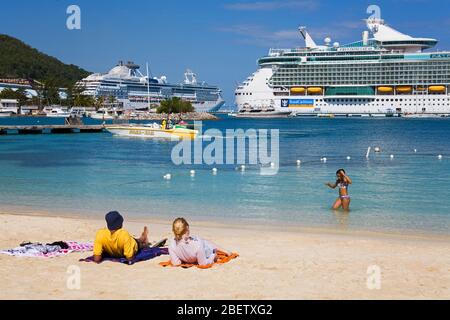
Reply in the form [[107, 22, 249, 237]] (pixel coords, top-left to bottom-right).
[[326, 169, 352, 211]]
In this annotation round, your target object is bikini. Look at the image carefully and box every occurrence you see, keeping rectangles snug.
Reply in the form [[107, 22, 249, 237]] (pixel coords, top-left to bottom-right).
[[337, 181, 350, 200]]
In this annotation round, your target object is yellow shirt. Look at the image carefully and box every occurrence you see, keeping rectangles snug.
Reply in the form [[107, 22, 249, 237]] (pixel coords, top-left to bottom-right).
[[93, 228, 138, 260]]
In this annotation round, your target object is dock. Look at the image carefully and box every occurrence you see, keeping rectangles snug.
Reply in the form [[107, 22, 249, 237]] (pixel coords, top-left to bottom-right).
[[0, 124, 105, 135]]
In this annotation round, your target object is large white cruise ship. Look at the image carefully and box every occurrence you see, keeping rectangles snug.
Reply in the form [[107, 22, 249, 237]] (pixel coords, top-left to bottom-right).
[[235, 17, 450, 117], [79, 61, 224, 112]]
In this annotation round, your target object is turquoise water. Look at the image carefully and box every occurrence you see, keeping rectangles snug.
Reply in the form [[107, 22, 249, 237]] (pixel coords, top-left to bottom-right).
[[0, 116, 449, 234]]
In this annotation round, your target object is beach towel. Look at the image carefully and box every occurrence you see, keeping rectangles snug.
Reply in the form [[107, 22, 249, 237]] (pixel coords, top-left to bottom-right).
[[79, 247, 169, 265], [159, 250, 239, 269], [0, 241, 93, 258]]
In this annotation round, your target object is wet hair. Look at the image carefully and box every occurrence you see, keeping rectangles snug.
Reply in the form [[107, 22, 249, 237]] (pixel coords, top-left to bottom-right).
[[336, 169, 346, 175], [172, 217, 189, 242]]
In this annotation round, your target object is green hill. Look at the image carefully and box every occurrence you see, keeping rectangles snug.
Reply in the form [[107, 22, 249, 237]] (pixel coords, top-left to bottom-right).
[[0, 34, 90, 87]]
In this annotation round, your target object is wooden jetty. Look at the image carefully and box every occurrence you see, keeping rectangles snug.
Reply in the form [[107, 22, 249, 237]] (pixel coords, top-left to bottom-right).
[[0, 124, 105, 135]]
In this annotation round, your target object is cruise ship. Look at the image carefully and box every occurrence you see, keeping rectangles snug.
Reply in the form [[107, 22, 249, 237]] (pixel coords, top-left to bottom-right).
[[78, 61, 225, 112], [235, 16, 450, 117]]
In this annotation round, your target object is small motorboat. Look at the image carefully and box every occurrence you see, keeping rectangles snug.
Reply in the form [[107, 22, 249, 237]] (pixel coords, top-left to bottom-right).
[[44, 107, 71, 118], [105, 122, 198, 139], [229, 105, 292, 118]]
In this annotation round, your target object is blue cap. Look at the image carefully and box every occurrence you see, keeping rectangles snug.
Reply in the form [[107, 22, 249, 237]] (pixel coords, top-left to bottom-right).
[[105, 211, 123, 231]]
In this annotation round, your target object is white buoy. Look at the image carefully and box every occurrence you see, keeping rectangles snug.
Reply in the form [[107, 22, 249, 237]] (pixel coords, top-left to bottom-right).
[[212, 168, 218, 174], [163, 174, 171, 180], [321, 157, 327, 163], [438, 155, 443, 160], [240, 165, 246, 171], [374, 147, 381, 153], [346, 156, 351, 160], [390, 154, 395, 159], [190, 170, 196, 176], [414, 149, 417, 153], [270, 162, 276, 168], [296, 160, 301, 166]]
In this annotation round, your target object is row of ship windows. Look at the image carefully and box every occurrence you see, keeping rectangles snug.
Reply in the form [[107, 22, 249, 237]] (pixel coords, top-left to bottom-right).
[[280, 62, 450, 68], [272, 80, 450, 85], [235, 92, 253, 96], [316, 103, 448, 107], [318, 98, 450, 103], [277, 67, 450, 71], [272, 73, 450, 76]]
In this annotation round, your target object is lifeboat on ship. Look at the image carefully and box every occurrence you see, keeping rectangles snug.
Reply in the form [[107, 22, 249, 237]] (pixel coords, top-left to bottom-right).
[[290, 87, 306, 95], [396, 86, 412, 94], [428, 86, 446, 93], [377, 86, 394, 94], [307, 87, 323, 95]]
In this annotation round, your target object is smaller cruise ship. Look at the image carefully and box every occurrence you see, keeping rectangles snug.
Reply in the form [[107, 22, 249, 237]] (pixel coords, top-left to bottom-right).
[[78, 61, 225, 113]]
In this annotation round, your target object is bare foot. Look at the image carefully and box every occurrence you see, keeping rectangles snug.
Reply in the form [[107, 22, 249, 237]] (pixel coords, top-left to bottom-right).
[[138, 226, 149, 247]]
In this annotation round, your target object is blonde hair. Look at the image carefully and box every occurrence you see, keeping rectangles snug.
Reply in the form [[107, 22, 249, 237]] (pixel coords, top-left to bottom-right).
[[172, 218, 189, 242]]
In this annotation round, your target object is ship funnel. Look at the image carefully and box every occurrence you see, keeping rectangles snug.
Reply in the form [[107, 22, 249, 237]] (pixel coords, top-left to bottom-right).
[[299, 26, 317, 48], [362, 31, 369, 46]]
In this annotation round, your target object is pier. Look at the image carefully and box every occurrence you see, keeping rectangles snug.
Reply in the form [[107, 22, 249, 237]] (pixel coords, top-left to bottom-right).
[[0, 124, 105, 135]]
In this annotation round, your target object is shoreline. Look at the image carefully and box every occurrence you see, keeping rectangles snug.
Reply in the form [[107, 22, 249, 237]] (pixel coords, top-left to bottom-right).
[[1, 205, 450, 243], [1, 212, 449, 299]]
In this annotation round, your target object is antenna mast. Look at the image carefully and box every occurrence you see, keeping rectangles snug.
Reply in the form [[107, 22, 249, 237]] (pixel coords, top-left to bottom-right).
[[146, 62, 150, 110]]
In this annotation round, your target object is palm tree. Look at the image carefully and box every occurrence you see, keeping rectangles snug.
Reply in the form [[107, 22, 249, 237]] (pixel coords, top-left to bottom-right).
[[95, 96, 105, 110]]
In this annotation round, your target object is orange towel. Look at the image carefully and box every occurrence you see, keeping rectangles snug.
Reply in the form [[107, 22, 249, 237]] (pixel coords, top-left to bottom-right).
[[159, 250, 239, 269]]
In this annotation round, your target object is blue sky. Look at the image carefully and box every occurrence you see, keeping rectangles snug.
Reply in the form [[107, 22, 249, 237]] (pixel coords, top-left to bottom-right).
[[2, 0, 450, 104]]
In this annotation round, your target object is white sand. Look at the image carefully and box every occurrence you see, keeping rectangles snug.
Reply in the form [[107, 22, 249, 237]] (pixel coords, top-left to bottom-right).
[[0, 212, 449, 300]]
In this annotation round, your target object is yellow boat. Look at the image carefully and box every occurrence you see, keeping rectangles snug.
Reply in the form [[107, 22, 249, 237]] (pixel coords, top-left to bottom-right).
[[105, 123, 198, 139], [307, 87, 323, 95], [378, 86, 394, 94], [428, 85, 446, 93]]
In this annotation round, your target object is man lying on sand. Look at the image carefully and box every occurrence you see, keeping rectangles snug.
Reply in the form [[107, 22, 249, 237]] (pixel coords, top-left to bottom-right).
[[93, 211, 149, 263]]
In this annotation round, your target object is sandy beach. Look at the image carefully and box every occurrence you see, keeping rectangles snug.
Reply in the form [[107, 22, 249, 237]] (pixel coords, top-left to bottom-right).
[[0, 212, 449, 300]]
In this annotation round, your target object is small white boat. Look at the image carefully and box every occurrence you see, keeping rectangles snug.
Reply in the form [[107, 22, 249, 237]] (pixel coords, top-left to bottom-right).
[[89, 108, 118, 120], [0, 107, 17, 117], [44, 107, 71, 118], [105, 123, 198, 139], [229, 106, 292, 118], [0, 111, 13, 117], [403, 113, 447, 118]]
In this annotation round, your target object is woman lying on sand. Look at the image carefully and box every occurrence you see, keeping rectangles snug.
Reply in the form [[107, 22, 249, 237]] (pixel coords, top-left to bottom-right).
[[169, 217, 231, 267], [326, 169, 352, 211]]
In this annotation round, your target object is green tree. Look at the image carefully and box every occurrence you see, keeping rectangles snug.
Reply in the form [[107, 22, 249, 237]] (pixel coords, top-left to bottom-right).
[[156, 97, 194, 114], [42, 78, 59, 106]]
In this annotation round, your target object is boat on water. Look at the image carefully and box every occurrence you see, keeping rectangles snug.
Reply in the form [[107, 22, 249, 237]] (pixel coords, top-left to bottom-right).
[[229, 105, 292, 118], [44, 106, 71, 118], [402, 113, 450, 118], [105, 122, 198, 139], [235, 12, 450, 117], [89, 108, 119, 120], [0, 110, 14, 117]]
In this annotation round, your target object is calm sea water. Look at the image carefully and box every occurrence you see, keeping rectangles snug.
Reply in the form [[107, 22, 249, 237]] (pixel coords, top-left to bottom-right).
[[0, 116, 449, 234]]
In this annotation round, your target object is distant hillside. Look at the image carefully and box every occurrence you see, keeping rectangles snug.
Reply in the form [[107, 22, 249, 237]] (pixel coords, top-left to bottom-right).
[[0, 34, 90, 87]]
